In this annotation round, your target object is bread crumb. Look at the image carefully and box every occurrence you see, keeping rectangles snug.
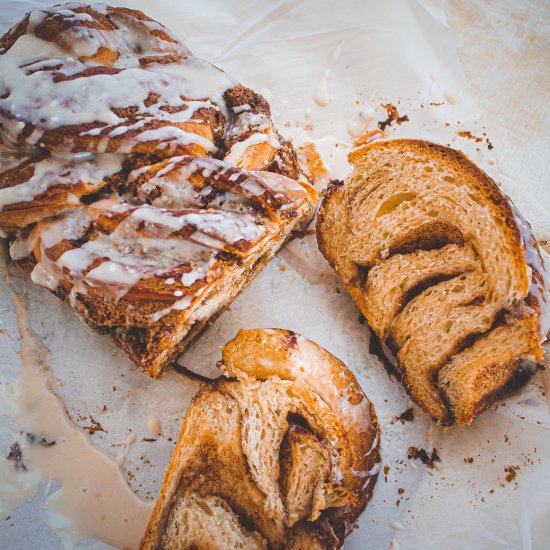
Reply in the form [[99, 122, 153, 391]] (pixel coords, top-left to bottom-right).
[[504, 465, 519, 482], [378, 103, 409, 131], [407, 447, 441, 469]]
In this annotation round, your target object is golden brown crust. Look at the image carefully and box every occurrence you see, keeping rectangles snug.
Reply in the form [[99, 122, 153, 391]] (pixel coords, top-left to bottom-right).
[[0, 5, 184, 62], [322, 139, 527, 290], [122, 156, 313, 222], [0, 3, 302, 174], [140, 329, 380, 549], [0, 151, 123, 233], [317, 138, 546, 426], [219, 328, 381, 522], [110, 209, 310, 377]]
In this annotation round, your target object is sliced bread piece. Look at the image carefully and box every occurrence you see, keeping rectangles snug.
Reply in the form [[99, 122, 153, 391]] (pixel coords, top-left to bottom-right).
[[11, 159, 314, 377], [140, 329, 380, 549], [1, 4, 316, 377], [317, 139, 548, 425]]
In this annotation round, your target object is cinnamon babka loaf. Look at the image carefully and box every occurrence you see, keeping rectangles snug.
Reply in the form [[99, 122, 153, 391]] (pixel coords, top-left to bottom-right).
[[0, 4, 316, 377], [317, 139, 549, 426], [140, 329, 381, 549]]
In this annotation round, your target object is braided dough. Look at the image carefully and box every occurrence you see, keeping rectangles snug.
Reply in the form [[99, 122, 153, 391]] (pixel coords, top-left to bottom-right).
[[0, 4, 316, 376]]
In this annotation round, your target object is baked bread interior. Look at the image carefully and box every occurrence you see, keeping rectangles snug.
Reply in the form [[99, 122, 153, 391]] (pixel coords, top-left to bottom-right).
[[0, 4, 316, 377], [140, 328, 381, 549], [317, 139, 549, 426]]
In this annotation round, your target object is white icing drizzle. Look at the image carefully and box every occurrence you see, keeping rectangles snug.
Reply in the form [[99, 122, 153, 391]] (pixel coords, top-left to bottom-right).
[[285, 335, 380, 484], [331, 40, 344, 63], [510, 202, 550, 342], [6, 33, 68, 59], [240, 178, 265, 197], [0, 151, 123, 208], [146, 417, 162, 437], [0, 5, 235, 154], [256, 170, 308, 199], [226, 110, 270, 139], [0, 54, 228, 151], [313, 68, 331, 107], [181, 263, 209, 287], [115, 432, 137, 468], [12, 198, 268, 305], [313, 41, 344, 108], [129, 203, 266, 244], [232, 104, 251, 114], [19, 3, 187, 63], [127, 155, 306, 220], [443, 88, 463, 105], [290, 335, 373, 435], [0, 3, 311, 329]]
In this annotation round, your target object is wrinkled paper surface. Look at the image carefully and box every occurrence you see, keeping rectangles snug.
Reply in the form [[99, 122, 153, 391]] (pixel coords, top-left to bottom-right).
[[0, 0, 549, 548]]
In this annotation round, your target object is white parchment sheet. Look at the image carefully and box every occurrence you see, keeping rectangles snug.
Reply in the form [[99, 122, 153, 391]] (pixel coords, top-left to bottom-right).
[[0, 1, 549, 549]]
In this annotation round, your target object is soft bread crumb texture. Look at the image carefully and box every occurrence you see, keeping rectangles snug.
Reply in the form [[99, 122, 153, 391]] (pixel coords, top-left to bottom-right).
[[163, 494, 265, 550], [140, 329, 380, 550], [317, 139, 546, 426]]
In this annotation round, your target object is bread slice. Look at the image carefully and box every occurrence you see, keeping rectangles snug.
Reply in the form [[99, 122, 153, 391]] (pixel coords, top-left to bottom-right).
[[161, 494, 266, 550], [280, 424, 331, 526], [317, 139, 548, 425], [140, 329, 381, 549], [0, 4, 299, 173]]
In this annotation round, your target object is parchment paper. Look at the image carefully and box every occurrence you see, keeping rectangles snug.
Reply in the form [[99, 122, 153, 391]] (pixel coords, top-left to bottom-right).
[[0, 1, 549, 549]]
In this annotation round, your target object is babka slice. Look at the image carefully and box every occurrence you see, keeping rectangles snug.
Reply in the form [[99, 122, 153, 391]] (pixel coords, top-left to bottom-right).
[[317, 139, 549, 426], [140, 329, 380, 550]]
